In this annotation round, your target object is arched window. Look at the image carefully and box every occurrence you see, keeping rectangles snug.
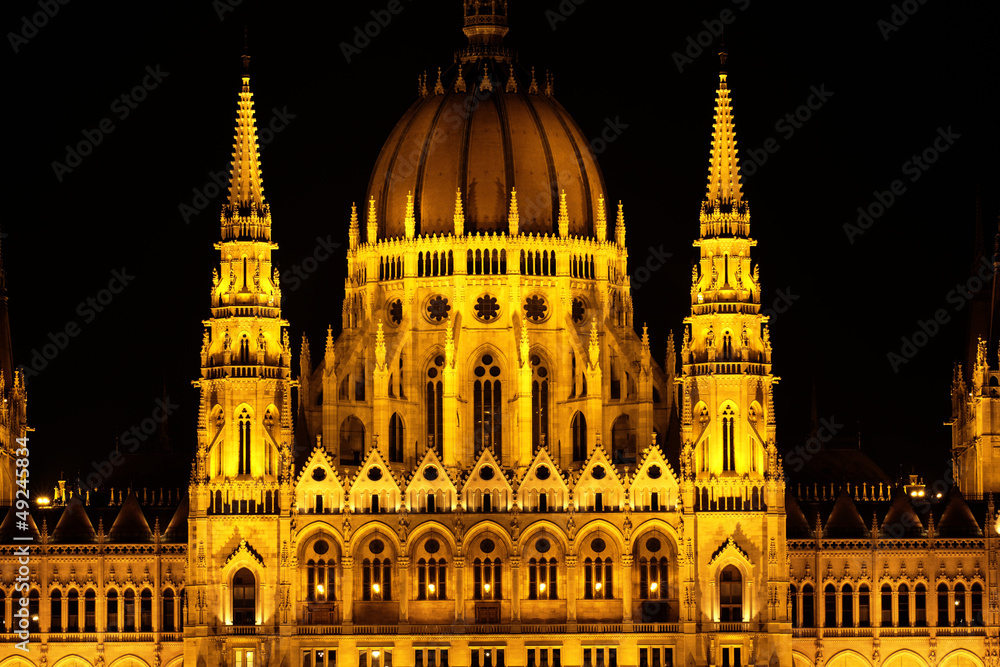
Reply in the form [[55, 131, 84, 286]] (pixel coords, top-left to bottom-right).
[[233, 568, 256, 625], [719, 566, 742, 622], [790, 585, 798, 627], [362, 538, 392, 601], [639, 556, 669, 600], [954, 583, 966, 625], [880, 584, 892, 626], [531, 354, 549, 449], [914, 583, 927, 626], [0, 590, 5, 632], [474, 557, 502, 600], [528, 557, 558, 600], [123, 589, 136, 631], [842, 584, 854, 627], [722, 333, 733, 361], [418, 557, 447, 600], [611, 414, 636, 465], [721, 406, 736, 472], [66, 589, 79, 632], [426, 355, 444, 455], [49, 589, 62, 632], [473, 354, 503, 459], [162, 589, 175, 632], [140, 588, 153, 631], [28, 590, 40, 633], [389, 413, 404, 463], [972, 583, 984, 625], [84, 589, 97, 631], [583, 557, 613, 600], [106, 589, 119, 632], [238, 407, 252, 475], [802, 584, 814, 627], [572, 412, 587, 462], [340, 415, 365, 466], [937, 583, 949, 626], [858, 585, 870, 627], [822, 584, 836, 627], [897, 583, 910, 627], [240, 335, 250, 364], [308, 557, 335, 602]]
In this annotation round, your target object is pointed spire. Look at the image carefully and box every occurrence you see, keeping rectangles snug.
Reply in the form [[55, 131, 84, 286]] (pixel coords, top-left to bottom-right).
[[367, 196, 378, 243], [595, 194, 607, 241], [615, 201, 626, 247], [480, 63, 493, 92], [434, 67, 445, 95], [508, 188, 520, 236], [506, 69, 518, 93], [404, 191, 416, 238], [528, 67, 539, 94], [557, 189, 570, 237], [705, 49, 743, 207], [545, 69, 554, 96], [641, 323, 651, 355], [454, 188, 465, 236], [348, 202, 360, 250], [375, 320, 387, 370], [225, 53, 267, 220], [418, 71, 428, 98], [300, 333, 312, 377], [666, 331, 677, 377], [324, 325, 336, 376]]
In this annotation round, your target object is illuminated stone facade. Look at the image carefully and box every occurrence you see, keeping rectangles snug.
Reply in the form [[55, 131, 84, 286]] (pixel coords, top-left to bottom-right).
[[0, 4, 996, 667]]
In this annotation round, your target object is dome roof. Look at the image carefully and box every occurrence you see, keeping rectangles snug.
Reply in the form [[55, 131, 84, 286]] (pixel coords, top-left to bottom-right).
[[366, 9, 606, 240], [824, 490, 869, 539]]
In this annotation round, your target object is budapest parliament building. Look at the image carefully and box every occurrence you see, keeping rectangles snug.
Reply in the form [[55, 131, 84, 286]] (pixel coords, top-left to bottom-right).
[[0, 3, 996, 667]]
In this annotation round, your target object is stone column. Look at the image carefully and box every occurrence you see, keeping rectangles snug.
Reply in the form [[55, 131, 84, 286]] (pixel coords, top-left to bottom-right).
[[342, 557, 354, 624], [566, 556, 578, 623], [454, 557, 466, 622], [510, 557, 521, 623], [398, 557, 409, 623], [622, 554, 633, 624]]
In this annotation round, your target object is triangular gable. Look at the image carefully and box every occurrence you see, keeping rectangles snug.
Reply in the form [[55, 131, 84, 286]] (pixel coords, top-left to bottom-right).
[[517, 446, 569, 511], [225, 539, 265, 568], [461, 447, 514, 512], [405, 447, 458, 511], [349, 443, 401, 512], [572, 444, 625, 511], [630, 444, 680, 511], [709, 536, 752, 568], [296, 443, 346, 512]]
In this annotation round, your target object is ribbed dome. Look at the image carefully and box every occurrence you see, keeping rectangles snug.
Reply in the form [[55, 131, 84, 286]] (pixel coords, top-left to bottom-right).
[[366, 29, 606, 240]]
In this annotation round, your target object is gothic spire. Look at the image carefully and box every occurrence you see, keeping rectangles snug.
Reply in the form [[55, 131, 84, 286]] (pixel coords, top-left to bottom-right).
[[705, 47, 743, 208], [224, 51, 267, 225]]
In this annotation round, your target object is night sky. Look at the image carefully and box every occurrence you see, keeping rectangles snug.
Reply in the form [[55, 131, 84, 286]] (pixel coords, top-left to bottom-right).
[[4, 1, 999, 496]]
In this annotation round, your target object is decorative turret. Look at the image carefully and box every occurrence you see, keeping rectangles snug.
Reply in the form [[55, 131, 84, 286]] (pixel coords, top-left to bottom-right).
[[348, 202, 360, 251], [615, 201, 626, 248], [595, 195, 607, 241], [454, 188, 465, 237], [404, 191, 416, 239], [508, 188, 519, 236], [366, 196, 378, 243], [558, 190, 570, 237], [460, 0, 510, 62]]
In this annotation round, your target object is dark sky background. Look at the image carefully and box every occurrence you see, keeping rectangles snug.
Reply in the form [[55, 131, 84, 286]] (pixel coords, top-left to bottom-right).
[[4, 1, 999, 496]]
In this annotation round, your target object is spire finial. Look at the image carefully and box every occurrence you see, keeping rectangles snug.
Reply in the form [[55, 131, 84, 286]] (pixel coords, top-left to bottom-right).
[[595, 194, 607, 240], [242, 26, 251, 74], [367, 196, 378, 242], [558, 189, 570, 237], [454, 188, 465, 237], [615, 200, 626, 247], [508, 188, 520, 236], [404, 191, 416, 239], [348, 202, 360, 250]]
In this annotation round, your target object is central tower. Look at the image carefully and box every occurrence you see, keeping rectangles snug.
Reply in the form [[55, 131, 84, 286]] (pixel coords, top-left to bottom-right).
[[678, 51, 791, 664], [299, 1, 674, 476]]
